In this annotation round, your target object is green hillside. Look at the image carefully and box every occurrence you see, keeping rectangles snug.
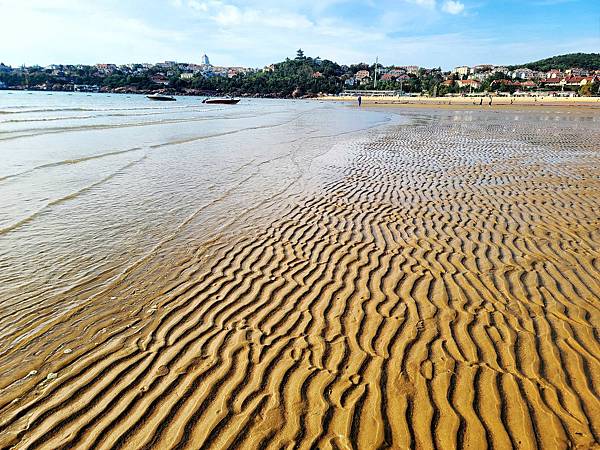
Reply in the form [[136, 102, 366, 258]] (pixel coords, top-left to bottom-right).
[[514, 53, 600, 71]]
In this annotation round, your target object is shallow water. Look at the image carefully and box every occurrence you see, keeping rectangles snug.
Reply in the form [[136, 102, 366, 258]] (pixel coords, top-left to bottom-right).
[[0, 91, 396, 344]]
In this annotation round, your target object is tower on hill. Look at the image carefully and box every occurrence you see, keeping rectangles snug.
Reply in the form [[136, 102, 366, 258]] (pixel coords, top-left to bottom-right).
[[202, 54, 210, 65]]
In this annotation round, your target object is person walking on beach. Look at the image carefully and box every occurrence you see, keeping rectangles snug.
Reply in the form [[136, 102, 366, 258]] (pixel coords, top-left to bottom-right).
[[357, 95, 362, 107]]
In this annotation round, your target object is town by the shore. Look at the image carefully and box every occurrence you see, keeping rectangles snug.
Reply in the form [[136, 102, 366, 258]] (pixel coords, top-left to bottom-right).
[[2, 52, 599, 100]]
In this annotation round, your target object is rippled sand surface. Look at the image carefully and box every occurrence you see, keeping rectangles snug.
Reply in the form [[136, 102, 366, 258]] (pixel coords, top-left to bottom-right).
[[0, 93, 599, 449]]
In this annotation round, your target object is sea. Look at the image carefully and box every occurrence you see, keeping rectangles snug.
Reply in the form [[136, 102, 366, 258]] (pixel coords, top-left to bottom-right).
[[0, 90, 396, 344]]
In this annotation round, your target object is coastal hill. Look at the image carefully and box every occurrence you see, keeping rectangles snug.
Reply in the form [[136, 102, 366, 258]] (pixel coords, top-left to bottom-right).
[[514, 53, 600, 71], [1, 51, 599, 97]]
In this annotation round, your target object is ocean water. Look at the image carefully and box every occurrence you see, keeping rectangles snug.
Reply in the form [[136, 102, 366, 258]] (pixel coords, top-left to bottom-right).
[[0, 91, 395, 344]]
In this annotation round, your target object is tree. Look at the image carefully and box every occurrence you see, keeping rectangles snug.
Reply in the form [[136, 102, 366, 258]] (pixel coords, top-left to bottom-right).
[[482, 72, 510, 92], [296, 49, 305, 60], [579, 81, 599, 96]]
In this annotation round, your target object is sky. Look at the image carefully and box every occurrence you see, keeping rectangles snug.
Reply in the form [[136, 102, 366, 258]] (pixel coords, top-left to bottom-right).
[[1, 0, 599, 69]]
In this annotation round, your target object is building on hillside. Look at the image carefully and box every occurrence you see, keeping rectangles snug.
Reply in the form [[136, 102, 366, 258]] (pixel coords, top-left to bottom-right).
[[202, 54, 210, 65], [150, 74, 169, 85], [388, 69, 406, 77], [400, 65, 420, 75], [469, 72, 490, 82], [96, 64, 117, 74], [210, 66, 228, 77], [473, 64, 494, 73], [565, 76, 597, 86], [457, 79, 481, 90], [180, 73, 194, 80], [312, 71, 323, 78], [180, 64, 197, 73], [355, 70, 371, 84], [539, 77, 563, 88], [565, 68, 589, 77], [540, 76, 597, 89], [511, 68, 537, 80], [453, 66, 470, 77], [226, 67, 252, 78], [545, 69, 564, 80], [490, 79, 520, 89], [520, 81, 537, 89]]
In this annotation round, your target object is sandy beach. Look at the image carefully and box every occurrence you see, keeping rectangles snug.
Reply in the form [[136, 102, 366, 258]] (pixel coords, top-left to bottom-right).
[[321, 94, 600, 110], [0, 94, 599, 449]]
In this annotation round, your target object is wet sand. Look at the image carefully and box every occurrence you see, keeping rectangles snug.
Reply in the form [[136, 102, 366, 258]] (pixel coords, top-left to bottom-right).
[[1, 101, 599, 449]]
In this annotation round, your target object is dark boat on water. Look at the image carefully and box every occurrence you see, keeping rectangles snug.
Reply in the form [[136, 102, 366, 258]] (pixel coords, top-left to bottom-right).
[[202, 97, 240, 105], [147, 93, 176, 101]]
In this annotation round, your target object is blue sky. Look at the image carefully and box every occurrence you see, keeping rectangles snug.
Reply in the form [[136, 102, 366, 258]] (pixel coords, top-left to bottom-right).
[[1, 0, 599, 69]]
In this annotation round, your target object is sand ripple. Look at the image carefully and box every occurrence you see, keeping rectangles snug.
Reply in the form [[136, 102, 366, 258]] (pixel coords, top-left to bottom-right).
[[0, 111, 599, 449]]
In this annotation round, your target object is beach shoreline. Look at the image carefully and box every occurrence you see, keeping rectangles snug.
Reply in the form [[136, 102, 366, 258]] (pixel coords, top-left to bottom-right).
[[318, 94, 600, 110]]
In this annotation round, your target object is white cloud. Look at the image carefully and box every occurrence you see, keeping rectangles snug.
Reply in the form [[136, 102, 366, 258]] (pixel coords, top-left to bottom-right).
[[213, 4, 243, 25], [442, 0, 464, 14], [188, 1, 314, 29], [409, 0, 437, 8], [188, 0, 209, 12], [1, 0, 598, 70], [0, 0, 187, 65]]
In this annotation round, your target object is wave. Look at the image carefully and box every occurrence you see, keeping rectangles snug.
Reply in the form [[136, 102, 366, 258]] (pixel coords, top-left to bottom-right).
[[0, 108, 298, 142], [0, 155, 147, 236], [0, 109, 317, 183], [0, 147, 145, 182]]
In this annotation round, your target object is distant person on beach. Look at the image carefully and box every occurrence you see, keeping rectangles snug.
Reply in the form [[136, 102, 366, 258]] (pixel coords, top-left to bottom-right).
[[357, 95, 362, 107], [479, 98, 483, 106], [489, 95, 493, 106]]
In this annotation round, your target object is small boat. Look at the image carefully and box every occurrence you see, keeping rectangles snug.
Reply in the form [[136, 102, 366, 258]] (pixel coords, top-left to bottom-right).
[[147, 93, 176, 101], [202, 97, 240, 105]]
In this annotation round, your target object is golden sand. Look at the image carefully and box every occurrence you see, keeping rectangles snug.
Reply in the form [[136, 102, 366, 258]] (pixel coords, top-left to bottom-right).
[[322, 94, 600, 110], [0, 110, 599, 449]]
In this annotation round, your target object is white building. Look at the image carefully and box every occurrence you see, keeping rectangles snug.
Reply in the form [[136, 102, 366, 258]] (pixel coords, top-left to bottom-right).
[[453, 66, 470, 76], [512, 68, 536, 80], [469, 72, 489, 82], [401, 65, 420, 75]]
